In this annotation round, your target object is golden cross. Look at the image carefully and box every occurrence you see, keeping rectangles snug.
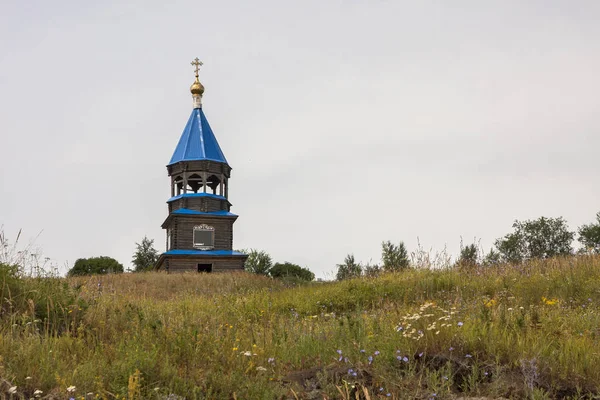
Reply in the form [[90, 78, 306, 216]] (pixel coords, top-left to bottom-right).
[[191, 57, 203, 77]]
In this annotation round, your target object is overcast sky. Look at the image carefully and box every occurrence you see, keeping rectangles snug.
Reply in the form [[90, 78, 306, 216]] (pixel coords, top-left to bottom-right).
[[1, 0, 599, 278]]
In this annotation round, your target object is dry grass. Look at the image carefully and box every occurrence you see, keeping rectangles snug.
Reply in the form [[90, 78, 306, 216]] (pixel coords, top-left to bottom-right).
[[1, 256, 600, 399]]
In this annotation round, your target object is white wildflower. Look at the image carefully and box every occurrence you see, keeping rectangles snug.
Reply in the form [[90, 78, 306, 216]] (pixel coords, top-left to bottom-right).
[[67, 385, 76, 393], [256, 366, 267, 371], [8, 386, 17, 394]]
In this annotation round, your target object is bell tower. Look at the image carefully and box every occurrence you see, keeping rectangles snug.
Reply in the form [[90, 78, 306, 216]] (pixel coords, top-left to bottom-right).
[[156, 59, 248, 272]]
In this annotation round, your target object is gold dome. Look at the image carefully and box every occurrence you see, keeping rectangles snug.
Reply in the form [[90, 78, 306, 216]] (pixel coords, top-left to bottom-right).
[[190, 77, 204, 96]]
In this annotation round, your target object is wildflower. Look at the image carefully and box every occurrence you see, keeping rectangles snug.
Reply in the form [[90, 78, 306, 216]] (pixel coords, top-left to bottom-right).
[[457, 322, 464, 327], [25, 377, 32, 380], [485, 299, 496, 308], [360, 349, 365, 353], [386, 393, 391, 397], [465, 354, 472, 358], [442, 376, 448, 380], [34, 389, 43, 397], [347, 368, 357, 377], [403, 356, 409, 362], [9, 387, 17, 394], [418, 352, 424, 358], [368, 356, 373, 364], [344, 357, 349, 363], [232, 347, 238, 351], [374, 351, 380, 356], [153, 387, 160, 391], [256, 366, 267, 371], [243, 351, 252, 356], [449, 347, 454, 351], [267, 357, 275, 363], [507, 308, 513, 311], [336, 349, 343, 355], [67, 386, 76, 393], [379, 387, 384, 392]]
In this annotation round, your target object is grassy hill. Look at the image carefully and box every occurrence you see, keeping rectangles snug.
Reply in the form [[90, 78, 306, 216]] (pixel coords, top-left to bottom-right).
[[1, 256, 600, 399]]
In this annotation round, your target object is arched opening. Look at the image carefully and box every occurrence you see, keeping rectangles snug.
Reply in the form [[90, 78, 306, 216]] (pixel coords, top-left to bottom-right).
[[206, 175, 221, 195], [187, 173, 203, 193], [173, 175, 184, 196]]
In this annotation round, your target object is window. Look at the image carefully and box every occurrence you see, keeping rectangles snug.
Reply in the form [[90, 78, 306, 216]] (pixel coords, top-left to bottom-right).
[[193, 224, 215, 250]]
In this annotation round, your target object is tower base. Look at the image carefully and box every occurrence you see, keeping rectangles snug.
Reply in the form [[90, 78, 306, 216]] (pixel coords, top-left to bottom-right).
[[156, 250, 247, 273]]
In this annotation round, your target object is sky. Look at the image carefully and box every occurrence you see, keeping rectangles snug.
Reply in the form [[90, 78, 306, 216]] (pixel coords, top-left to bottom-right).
[[1, 0, 599, 279]]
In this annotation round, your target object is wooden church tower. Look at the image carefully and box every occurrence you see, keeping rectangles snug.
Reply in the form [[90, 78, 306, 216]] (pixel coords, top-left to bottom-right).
[[156, 59, 248, 272]]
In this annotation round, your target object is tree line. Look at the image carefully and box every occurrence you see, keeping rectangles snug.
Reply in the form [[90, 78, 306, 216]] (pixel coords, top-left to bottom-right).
[[334, 212, 600, 280], [66, 211, 600, 279]]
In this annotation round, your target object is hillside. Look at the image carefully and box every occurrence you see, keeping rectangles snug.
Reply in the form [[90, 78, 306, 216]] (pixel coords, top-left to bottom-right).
[[1, 256, 600, 399]]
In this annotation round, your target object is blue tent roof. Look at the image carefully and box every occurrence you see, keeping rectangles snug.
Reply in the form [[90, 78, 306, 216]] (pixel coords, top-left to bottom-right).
[[169, 108, 228, 165]]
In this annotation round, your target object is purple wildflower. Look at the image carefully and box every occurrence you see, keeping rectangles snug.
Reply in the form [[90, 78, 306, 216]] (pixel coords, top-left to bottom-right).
[[457, 322, 464, 327], [374, 351, 380, 356], [368, 356, 373, 364]]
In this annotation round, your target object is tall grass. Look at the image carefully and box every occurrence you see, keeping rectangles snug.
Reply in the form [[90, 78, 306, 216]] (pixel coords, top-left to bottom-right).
[[1, 256, 600, 399]]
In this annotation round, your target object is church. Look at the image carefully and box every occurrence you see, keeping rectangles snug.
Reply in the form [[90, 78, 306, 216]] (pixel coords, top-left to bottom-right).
[[155, 59, 248, 272]]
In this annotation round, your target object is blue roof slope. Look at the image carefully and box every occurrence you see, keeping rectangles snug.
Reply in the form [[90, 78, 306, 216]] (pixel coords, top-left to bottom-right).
[[169, 108, 228, 165], [172, 208, 238, 217], [167, 193, 227, 203], [163, 250, 247, 256]]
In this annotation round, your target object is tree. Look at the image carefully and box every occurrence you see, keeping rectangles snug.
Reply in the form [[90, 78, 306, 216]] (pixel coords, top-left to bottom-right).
[[381, 240, 409, 272], [336, 254, 362, 281], [131, 236, 159, 272], [578, 212, 600, 254], [494, 216, 575, 263], [240, 249, 272, 275], [67, 256, 124, 277], [455, 240, 479, 268], [270, 262, 315, 281]]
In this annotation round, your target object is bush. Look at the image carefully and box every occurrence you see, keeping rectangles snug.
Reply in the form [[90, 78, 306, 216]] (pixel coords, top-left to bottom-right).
[[270, 262, 314, 281], [494, 216, 575, 263], [336, 254, 362, 281], [68, 256, 124, 276], [132, 236, 159, 271], [240, 249, 272, 275], [578, 212, 600, 254], [381, 240, 409, 271]]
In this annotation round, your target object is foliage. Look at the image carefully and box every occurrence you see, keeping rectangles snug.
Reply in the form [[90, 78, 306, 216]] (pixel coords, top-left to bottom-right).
[[269, 262, 314, 281], [240, 249, 272, 275], [578, 212, 600, 254], [380, 240, 409, 272], [494, 216, 575, 263], [456, 239, 479, 268], [67, 256, 124, 277], [483, 248, 501, 266], [131, 236, 159, 271], [335, 254, 362, 280], [2, 256, 600, 399]]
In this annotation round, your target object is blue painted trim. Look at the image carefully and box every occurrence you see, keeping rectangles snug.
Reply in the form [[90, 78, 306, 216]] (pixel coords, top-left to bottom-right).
[[167, 193, 227, 203], [172, 208, 237, 217], [163, 250, 247, 256]]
